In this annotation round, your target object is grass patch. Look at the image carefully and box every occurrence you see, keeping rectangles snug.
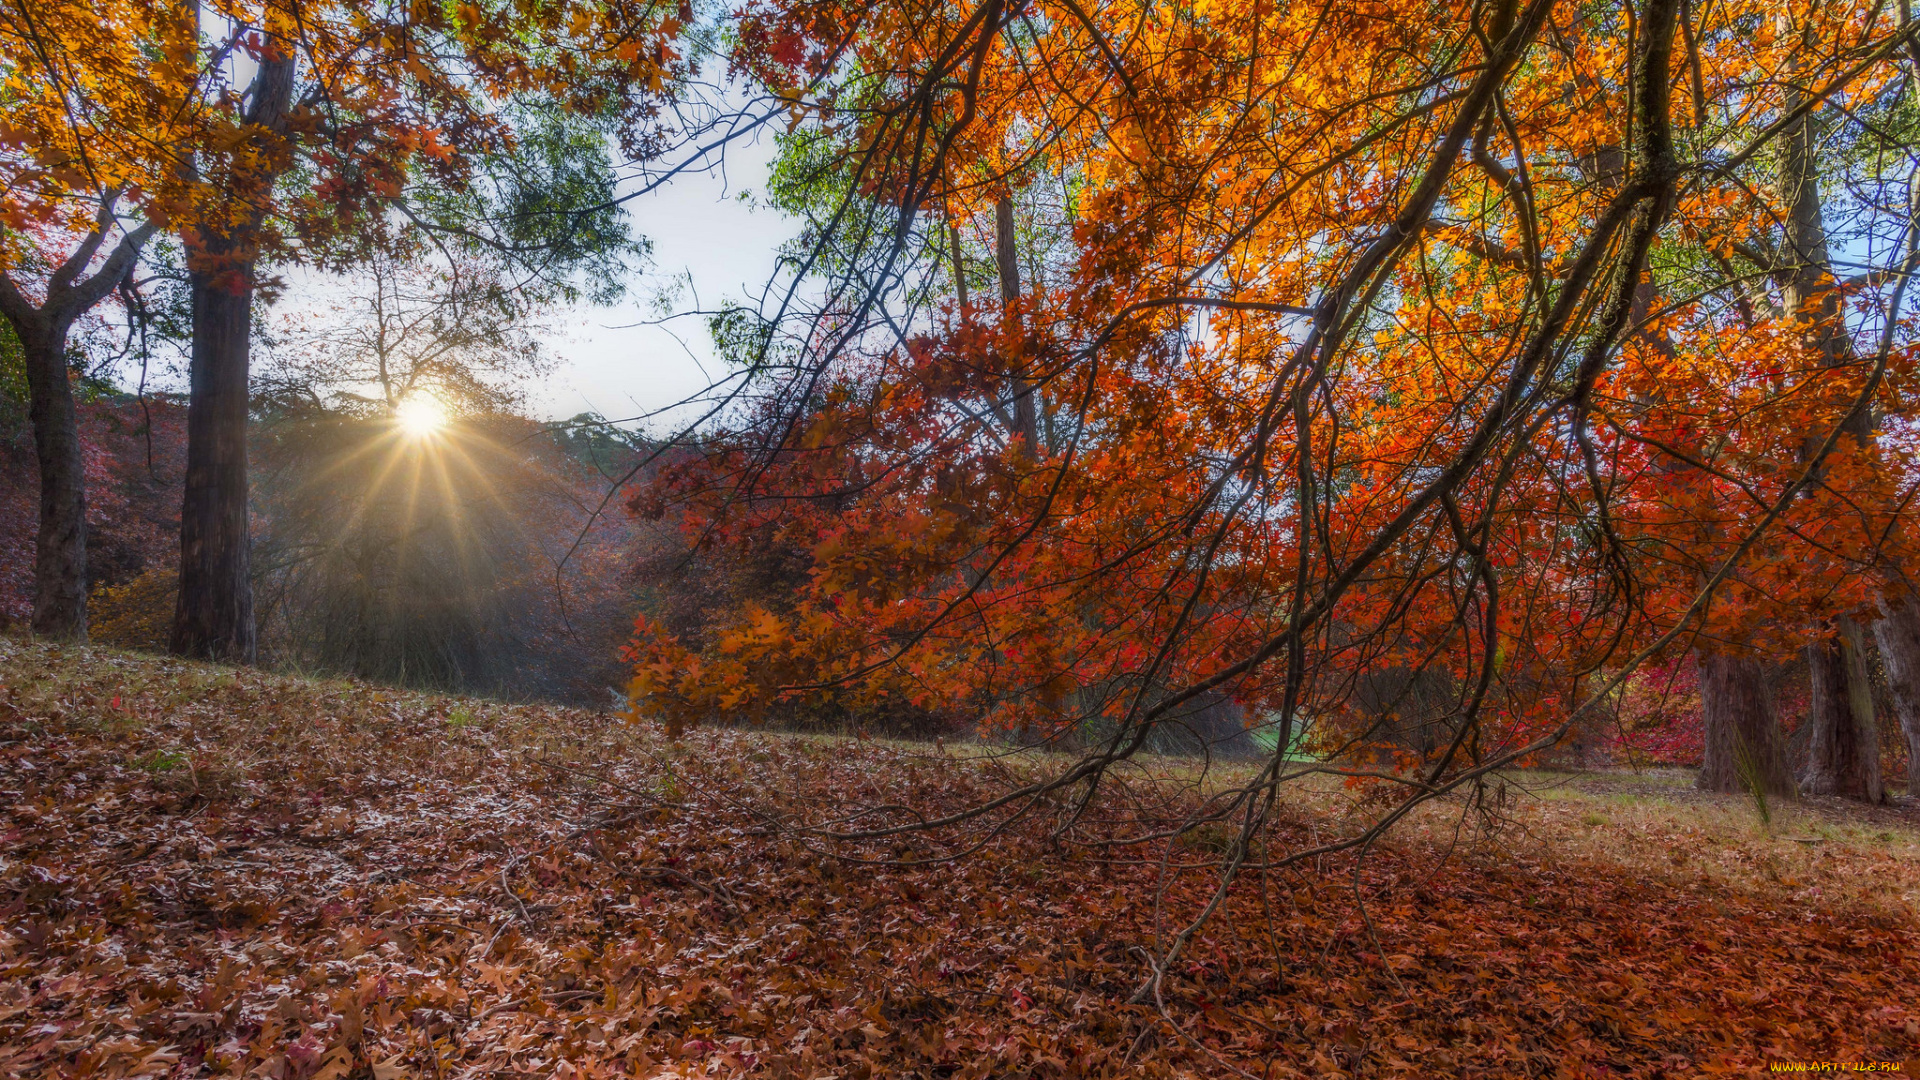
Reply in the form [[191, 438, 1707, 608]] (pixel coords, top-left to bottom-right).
[[131, 747, 187, 773]]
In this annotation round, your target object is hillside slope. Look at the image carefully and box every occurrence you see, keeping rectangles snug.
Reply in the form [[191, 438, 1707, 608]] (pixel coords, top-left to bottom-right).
[[0, 639, 1916, 1077]]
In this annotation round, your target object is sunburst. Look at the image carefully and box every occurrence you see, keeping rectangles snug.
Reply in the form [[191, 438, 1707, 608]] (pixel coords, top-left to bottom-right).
[[395, 394, 449, 438]]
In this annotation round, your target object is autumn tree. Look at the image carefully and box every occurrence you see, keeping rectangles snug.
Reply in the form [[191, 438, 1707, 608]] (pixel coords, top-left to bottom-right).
[[1664, 9, 1920, 802], [629, 0, 1920, 981], [259, 107, 646, 419], [0, 0, 195, 639], [159, 0, 691, 663]]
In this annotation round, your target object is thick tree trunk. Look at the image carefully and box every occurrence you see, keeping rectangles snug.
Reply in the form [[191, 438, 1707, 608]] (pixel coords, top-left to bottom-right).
[[1696, 651, 1794, 796], [1774, 95, 1886, 800], [0, 211, 152, 643], [168, 50, 292, 664], [170, 251, 258, 663], [16, 319, 88, 640], [1871, 595, 1920, 797], [1800, 618, 1883, 801]]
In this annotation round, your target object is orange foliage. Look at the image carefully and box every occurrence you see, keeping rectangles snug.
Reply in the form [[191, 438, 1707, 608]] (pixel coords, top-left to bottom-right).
[[0, 0, 690, 279], [632, 0, 1920, 784]]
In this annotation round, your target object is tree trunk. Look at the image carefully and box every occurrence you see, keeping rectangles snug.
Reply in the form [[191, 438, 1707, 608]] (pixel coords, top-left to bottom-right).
[[1871, 595, 1920, 797], [994, 196, 1039, 452], [16, 319, 88, 640], [1800, 618, 1883, 801], [1696, 651, 1794, 796], [0, 215, 154, 643], [949, 222, 970, 312], [1774, 93, 1886, 799], [168, 50, 293, 664], [170, 247, 258, 663]]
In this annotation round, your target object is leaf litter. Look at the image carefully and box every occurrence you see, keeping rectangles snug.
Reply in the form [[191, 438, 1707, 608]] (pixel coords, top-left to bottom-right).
[[0, 639, 1915, 1077]]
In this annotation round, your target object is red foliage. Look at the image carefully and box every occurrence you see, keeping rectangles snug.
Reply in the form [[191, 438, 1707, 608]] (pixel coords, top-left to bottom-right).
[[0, 395, 186, 627], [624, 0, 1920, 794], [1611, 659, 1707, 767]]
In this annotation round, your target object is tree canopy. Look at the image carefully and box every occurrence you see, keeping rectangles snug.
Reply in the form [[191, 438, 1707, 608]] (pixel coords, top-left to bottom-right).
[[621, 0, 1920, 970]]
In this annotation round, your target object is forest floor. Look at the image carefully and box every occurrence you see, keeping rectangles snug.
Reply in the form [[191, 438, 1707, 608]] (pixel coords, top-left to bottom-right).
[[1, 638, 1917, 1078]]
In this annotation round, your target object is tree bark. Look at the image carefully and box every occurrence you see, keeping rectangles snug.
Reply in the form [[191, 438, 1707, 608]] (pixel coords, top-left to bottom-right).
[[170, 244, 259, 663], [1799, 618, 1883, 801], [1871, 594, 1920, 797], [1696, 651, 1794, 796], [16, 319, 88, 640], [950, 222, 970, 313], [168, 50, 294, 664], [0, 208, 154, 643], [1774, 92, 1885, 798], [994, 196, 1039, 452]]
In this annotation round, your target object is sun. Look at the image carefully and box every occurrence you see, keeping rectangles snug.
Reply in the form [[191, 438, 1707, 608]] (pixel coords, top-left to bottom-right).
[[394, 394, 449, 438]]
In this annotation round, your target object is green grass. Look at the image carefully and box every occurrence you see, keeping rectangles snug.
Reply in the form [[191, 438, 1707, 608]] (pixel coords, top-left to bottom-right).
[[131, 747, 187, 773]]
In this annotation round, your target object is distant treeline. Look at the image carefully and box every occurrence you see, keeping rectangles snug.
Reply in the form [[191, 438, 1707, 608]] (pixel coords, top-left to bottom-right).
[[0, 362, 677, 707]]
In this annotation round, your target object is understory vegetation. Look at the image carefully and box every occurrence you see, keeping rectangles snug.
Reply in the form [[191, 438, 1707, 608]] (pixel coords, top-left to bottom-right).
[[1, 640, 1916, 1078]]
